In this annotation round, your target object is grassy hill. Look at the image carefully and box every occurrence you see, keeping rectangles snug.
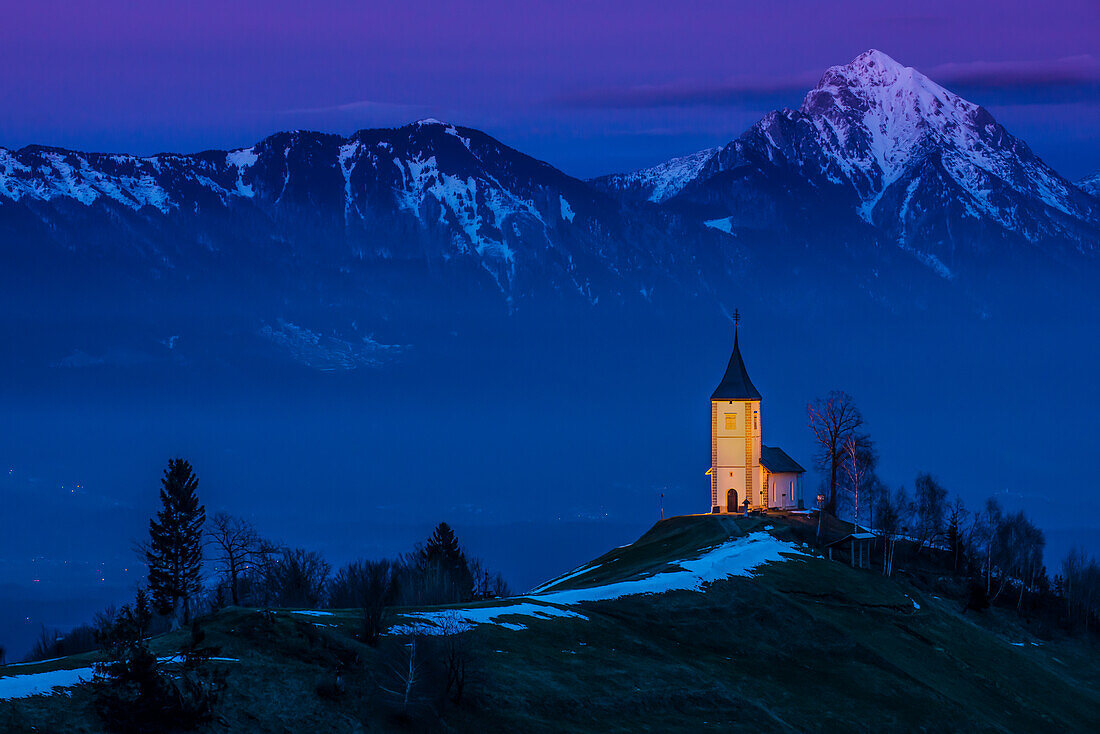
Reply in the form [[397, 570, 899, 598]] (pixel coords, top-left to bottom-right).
[[3, 515, 1098, 732]]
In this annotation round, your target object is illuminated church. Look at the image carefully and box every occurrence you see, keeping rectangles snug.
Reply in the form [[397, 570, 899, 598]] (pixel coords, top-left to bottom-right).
[[709, 320, 805, 513]]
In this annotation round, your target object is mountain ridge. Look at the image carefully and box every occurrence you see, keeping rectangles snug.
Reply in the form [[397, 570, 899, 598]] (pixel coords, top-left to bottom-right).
[[2, 50, 1097, 310]]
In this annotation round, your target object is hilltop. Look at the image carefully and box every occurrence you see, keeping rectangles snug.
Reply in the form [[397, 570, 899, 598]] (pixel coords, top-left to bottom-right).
[[3, 515, 1098, 732]]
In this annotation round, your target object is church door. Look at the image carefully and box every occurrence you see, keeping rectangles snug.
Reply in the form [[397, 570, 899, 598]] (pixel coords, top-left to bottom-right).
[[726, 489, 738, 513]]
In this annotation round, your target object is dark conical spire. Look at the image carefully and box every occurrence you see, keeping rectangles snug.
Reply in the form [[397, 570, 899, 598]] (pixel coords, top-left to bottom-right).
[[711, 326, 761, 401]]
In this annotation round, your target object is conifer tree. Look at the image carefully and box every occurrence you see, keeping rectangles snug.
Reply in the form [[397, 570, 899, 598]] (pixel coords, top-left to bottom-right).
[[146, 458, 205, 623], [413, 522, 474, 603]]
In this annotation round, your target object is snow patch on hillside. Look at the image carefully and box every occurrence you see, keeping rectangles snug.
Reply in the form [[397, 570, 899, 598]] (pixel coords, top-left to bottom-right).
[[391, 602, 587, 635], [393, 153, 546, 269], [704, 217, 735, 235], [0, 149, 176, 211], [227, 147, 258, 198], [530, 560, 602, 593], [0, 666, 95, 700], [559, 195, 575, 222], [533, 530, 807, 604], [386, 531, 803, 636]]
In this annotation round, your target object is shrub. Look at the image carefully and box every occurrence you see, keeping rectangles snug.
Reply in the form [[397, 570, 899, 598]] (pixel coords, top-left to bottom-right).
[[93, 591, 225, 733]]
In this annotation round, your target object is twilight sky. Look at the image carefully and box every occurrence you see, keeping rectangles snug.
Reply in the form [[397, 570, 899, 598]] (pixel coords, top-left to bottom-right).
[[1, 0, 1098, 179]]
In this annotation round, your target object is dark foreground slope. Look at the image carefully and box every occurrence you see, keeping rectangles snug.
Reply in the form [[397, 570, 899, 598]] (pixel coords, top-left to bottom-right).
[[3, 516, 1098, 732]]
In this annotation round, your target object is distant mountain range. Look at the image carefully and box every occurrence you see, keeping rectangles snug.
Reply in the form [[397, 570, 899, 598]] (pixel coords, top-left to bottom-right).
[[2, 50, 1097, 306]]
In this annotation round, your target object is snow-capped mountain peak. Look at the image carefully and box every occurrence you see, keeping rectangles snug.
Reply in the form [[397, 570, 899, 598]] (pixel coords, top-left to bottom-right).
[[796, 49, 1095, 232], [801, 49, 982, 196], [597, 49, 1099, 260]]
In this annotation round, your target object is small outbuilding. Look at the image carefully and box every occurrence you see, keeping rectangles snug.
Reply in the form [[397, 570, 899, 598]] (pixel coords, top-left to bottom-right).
[[760, 446, 806, 510], [825, 532, 875, 569]]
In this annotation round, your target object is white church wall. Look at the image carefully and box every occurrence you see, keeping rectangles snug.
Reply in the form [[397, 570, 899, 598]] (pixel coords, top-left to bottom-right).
[[712, 399, 763, 511], [767, 472, 802, 509]]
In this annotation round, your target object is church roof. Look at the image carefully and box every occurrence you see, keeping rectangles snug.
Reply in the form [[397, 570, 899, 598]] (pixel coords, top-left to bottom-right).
[[760, 446, 805, 474], [711, 330, 762, 401]]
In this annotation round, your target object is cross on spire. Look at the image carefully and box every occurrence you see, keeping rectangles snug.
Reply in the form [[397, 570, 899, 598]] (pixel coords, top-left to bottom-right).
[[733, 309, 741, 332]]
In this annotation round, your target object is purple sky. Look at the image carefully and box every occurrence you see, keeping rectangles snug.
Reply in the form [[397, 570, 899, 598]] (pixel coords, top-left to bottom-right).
[[1, 0, 1098, 179]]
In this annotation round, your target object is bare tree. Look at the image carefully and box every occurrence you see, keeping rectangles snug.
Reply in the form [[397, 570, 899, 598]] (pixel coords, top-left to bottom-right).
[[206, 513, 261, 606], [246, 538, 282, 606], [262, 548, 330, 608], [1062, 551, 1100, 633], [945, 497, 971, 573], [380, 626, 429, 718], [436, 611, 476, 706], [1017, 519, 1045, 611], [876, 485, 911, 576], [489, 573, 510, 599], [1062, 547, 1087, 619], [863, 475, 886, 534], [913, 473, 947, 555], [807, 391, 864, 516], [976, 498, 1004, 595], [328, 558, 400, 646], [988, 511, 1044, 606], [841, 433, 876, 529], [468, 557, 511, 601], [1085, 561, 1100, 634], [993, 512, 1044, 611]]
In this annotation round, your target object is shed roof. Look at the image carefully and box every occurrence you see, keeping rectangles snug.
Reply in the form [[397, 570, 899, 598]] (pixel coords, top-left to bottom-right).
[[825, 532, 876, 547], [711, 330, 762, 401], [760, 446, 805, 474]]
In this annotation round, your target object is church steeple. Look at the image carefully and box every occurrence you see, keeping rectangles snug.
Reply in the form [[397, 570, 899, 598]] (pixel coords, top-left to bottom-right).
[[711, 320, 761, 401], [709, 312, 804, 514]]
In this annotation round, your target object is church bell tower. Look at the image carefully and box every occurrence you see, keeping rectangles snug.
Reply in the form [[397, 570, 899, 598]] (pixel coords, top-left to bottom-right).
[[710, 314, 763, 513]]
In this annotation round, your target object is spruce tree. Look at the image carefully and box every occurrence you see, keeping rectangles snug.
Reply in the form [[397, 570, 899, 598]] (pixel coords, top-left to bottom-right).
[[414, 522, 474, 603], [146, 458, 205, 623]]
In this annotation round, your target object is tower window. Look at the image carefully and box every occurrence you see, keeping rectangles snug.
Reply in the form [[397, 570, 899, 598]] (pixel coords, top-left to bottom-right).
[[724, 413, 736, 430], [753, 415, 758, 430]]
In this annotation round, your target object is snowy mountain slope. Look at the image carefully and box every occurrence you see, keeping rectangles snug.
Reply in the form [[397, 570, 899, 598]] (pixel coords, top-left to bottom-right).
[[598, 50, 1100, 270], [1080, 172, 1100, 199], [594, 147, 719, 203], [0, 121, 699, 300]]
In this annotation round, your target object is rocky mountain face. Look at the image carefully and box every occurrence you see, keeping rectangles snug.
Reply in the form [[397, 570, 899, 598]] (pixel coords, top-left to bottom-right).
[[596, 50, 1099, 277]]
